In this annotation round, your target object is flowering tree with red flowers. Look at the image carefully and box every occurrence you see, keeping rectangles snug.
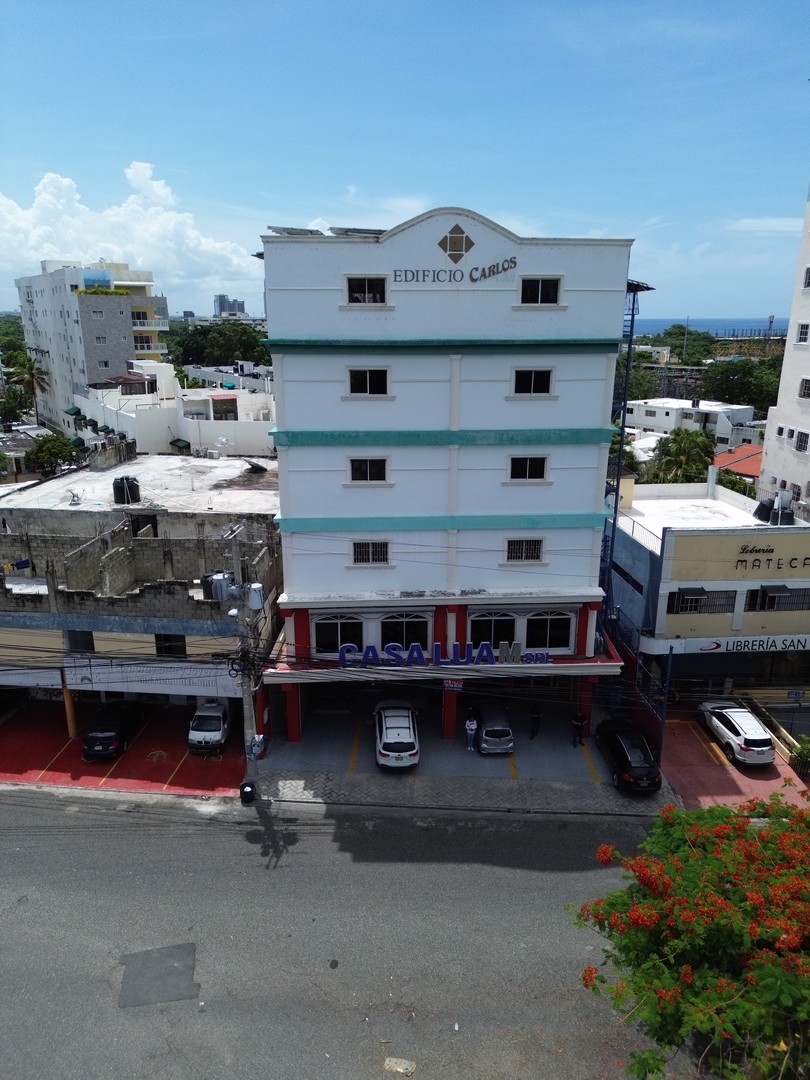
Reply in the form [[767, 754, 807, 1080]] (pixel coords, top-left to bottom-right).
[[574, 794, 810, 1079]]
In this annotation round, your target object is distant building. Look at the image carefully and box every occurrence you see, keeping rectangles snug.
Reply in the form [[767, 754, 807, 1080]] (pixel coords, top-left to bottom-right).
[[624, 397, 756, 447], [760, 183, 810, 520], [15, 261, 168, 435], [214, 294, 246, 316]]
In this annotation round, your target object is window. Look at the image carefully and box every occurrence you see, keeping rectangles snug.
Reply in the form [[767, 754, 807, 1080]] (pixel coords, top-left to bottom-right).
[[792, 483, 802, 499], [133, 334, 152, 349], [804, 267, 810, 289], [314, 615, 363, 654], [666, 590, 735, 615], [681, 411, 693, 419], [353, 540, 389, 564], [347, 276, 386, 304], [506, 538, 543, 561], [95, 335, 107, 345], [716, 436, 729, 445], [350, 457, 387, 482], [797, 323, 809, 344], [644, 409, 656, 417], [381, 613, 429, 650], [98, 360, 110, 369], [70, 284, 78, 292], [788, 429, 795, 440], [349, 368, 388, 395], [796, 431, 809, 453], [513, 369, 551, 395], [626, 407, 634, 415], [155, 634, 186, 657], [520, 277, 560, 305], [91, 310, 104, 320], [470, 612, 516, 647], [526, 610, 573, 649], [746, 587, 810, 613], [509, 456, 546, 480], [777, 426, 785, 437], [799, 379, 810, 399]]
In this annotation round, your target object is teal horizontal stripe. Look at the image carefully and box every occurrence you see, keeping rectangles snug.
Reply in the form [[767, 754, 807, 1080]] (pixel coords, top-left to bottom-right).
[[278, 512, 610, 533], [274, 428, 614, 447], [269, 339, 619, 354]]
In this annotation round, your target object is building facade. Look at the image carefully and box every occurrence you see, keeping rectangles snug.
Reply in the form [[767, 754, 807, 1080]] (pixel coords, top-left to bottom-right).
[[760, 185, 810, 519], [609, 474, 810, 692], [625, 397, 755, 446], [15, 261, 169, 434], [261, 207, 632, 738]]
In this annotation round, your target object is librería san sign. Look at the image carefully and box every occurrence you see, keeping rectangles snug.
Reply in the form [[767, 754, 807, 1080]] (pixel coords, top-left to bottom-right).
[[392, 255, 517, 286], [338, 641, 553, 668]]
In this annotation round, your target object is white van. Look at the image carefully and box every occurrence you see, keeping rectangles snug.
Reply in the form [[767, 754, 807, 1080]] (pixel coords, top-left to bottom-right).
[[188, 699, 230, 753]]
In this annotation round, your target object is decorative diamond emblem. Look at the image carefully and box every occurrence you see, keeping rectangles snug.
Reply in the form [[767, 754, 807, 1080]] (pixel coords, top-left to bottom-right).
[[438, 224, 474, 264]]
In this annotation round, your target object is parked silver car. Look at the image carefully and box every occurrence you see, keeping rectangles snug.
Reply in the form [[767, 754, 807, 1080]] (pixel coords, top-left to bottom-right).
[[697, 700, 775, 766], [471, 704, 514, 754]]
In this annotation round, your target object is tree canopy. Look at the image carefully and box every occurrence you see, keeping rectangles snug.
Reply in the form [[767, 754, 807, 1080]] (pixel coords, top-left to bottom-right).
[[575, 795, 810, 1079], [4, 355, 50, 424], [167, 321, 268, 369], [701, 357, 782, 417], [638, 324, 717, 365], [25, 432, 78, 476], [645, 428, 715, 484]]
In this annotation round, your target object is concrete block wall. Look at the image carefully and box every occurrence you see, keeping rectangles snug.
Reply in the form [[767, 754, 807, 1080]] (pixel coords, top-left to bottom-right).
[[64, 536, 108, 590], [100, 545, 137, 596]]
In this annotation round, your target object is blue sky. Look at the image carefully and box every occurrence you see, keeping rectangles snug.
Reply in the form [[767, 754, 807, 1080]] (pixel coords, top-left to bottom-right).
[[2, 0, 808, 318]]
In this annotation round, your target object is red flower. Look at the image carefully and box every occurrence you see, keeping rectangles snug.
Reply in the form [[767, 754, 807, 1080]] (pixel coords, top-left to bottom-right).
[[596, 843, 618, 866], [679, 964, 694, 985], [582, 965, 599, 989]]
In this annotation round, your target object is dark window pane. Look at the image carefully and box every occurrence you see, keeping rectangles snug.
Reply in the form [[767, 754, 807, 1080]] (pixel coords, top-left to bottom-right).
[[539, 279, 560, 304], [368, 369, 387, 394], [521, 278, 540, 304], [368, 459, 386, 481]]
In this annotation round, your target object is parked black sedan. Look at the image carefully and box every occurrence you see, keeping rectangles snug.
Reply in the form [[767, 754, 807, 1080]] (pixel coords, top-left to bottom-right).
[[594, 718, 661, 793], [80, 707, 141, 761]]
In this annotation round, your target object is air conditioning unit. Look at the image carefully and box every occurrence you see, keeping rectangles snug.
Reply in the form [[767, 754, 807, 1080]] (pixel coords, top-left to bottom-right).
[[207, 450, 220, 459]]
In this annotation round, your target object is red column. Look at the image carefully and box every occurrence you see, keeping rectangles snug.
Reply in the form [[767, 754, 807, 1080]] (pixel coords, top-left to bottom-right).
[[442, 687, 458, 739], [283, 682, 302, 741], [292, 608, 311, 664], [575, 601, 600, 656], [433, 604, 448, 657]]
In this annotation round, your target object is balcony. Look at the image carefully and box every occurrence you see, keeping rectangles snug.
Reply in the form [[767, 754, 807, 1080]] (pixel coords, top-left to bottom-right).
[[131, 318, 170, 330], [133, 342, 168, 354]]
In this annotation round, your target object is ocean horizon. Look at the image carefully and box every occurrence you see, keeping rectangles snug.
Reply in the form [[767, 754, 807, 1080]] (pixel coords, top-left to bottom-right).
[[635, 317, 789, 338]]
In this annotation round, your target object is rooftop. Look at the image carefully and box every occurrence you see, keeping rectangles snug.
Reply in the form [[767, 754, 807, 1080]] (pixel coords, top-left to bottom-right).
[[0, 455, 279, 517], [627, 397, 750, 411]]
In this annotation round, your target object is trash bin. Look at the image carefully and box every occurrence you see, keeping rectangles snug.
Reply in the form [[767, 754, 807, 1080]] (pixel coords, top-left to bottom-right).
[[239, 780, 257, 805]]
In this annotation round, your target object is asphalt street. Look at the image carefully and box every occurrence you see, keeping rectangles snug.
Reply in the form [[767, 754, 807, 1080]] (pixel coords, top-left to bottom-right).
[[0, 788, 696, 1080]]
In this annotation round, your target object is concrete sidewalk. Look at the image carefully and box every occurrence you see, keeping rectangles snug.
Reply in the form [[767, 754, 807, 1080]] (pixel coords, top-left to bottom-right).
[[254, 759, 681, 816]]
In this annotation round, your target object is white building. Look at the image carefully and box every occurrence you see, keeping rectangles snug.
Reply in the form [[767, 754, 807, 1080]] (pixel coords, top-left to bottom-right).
[[260, 208, 632, 739], [15, 261, 169, 433], [761, 184, 810, 519], [624, 397, 755, 446]]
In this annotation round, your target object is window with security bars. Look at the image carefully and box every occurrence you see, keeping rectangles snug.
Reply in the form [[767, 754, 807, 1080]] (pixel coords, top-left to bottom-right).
[[353, 541, 389, 564], [347, 277, 386, 304], [513, 369, 551, 395], [805, 267, 810, 289], [509, 456, 546, 480], [799, 379, 810, 399], [746, 588, 810, 612], [506, 538, 543, 561], [349, 368, 388, 395], [796, 432, 809, 453], [666, 591, 735, 615], [797, 323, 809, 344]]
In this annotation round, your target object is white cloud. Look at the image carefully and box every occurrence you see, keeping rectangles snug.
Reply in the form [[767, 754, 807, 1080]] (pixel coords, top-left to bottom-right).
[[0, 163, 263, 313], [724, 216, 802, 234]]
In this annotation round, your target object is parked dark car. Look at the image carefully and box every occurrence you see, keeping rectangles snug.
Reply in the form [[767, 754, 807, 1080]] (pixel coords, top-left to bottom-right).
[[594, 718, 661, 793], [81, 706, 141, 761]]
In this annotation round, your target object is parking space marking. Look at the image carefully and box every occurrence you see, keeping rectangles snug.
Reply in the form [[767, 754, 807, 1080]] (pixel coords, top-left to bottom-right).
[[33, 738, 75, 783], [163, 751, 190, 789], [690, 720, 728, 765], [348, 719, 361, 774], [582, 742, 602, 785], [508, 753, 518, 781]]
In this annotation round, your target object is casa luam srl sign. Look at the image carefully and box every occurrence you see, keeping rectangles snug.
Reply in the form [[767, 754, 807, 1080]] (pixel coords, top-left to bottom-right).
[[339, 642, 553, 668]]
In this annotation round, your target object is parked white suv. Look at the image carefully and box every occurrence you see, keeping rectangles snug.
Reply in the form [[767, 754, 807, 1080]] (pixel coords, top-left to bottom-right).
[[373, 699, 420, 768], [697, 700, 775, 766], [188, 699, 230, 753]]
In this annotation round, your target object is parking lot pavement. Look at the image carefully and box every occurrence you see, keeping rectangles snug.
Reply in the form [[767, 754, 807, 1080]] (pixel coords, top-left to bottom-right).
[[661, 713, 808, 811], [0, 702, 244, 798], [256, 706, 681, 817]]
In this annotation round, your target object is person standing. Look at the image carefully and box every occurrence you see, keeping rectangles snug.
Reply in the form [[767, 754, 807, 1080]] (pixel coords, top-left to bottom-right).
[[572, 709, 586, 747], [465, 710, 477, 751], [530, 707, 541, 739]]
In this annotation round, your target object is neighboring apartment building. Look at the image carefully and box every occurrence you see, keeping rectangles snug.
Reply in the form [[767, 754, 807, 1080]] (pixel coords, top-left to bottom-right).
[[0, 455, 280, 737], [760, 184, 810, 519], [625, 397, 756, 446], [609, 472, 810, 691], [260, 207, 632, 739], [15, 261, 169, 434]]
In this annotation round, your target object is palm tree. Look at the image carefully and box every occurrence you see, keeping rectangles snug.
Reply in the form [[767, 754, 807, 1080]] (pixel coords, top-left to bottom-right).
[[5, 353, 50, 425], [648, 428, 715, 484]]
